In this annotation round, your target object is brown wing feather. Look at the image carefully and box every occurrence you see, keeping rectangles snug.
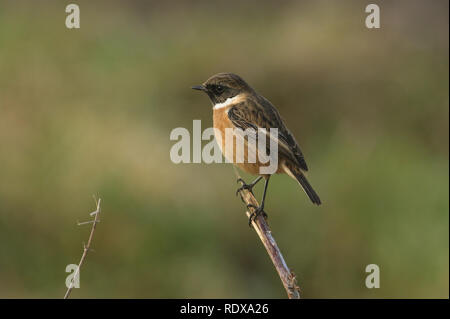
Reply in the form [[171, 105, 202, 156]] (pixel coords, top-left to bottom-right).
[[228, 98, 308, 171]]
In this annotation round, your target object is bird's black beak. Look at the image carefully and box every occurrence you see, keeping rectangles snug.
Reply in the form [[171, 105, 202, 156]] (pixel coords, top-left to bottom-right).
[[192, 85, 207, 92]]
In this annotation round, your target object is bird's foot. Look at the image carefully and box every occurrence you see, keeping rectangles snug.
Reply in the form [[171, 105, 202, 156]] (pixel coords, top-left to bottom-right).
[[236, 178, 256, 196], [246, 204, 268, 226]]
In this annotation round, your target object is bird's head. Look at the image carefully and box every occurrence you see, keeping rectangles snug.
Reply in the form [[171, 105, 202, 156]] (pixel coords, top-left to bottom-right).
[[192, 73, 252, 105]]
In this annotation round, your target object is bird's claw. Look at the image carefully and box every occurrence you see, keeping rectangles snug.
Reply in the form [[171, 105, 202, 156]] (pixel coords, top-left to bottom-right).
[[235, 178, 255, 196], [246, 204, 268, 226]]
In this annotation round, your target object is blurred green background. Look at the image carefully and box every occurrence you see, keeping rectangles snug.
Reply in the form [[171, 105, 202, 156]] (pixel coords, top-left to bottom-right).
[[0, 0, 448, 298]]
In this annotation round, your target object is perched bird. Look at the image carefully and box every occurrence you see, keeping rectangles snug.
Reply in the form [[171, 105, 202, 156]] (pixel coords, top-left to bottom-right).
[[193, 73, 321, 224]]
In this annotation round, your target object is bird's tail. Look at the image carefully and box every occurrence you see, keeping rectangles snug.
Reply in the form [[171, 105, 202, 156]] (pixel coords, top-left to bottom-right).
[[283, 163, 322, 205]]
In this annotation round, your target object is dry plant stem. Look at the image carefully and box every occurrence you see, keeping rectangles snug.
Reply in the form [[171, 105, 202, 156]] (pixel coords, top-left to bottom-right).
[[64, 198, 102, 299], [234, 169, 301, 299]]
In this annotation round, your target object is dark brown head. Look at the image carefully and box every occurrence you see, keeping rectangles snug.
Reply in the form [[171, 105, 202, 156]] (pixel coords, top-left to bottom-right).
[[192, 73, 253, 104]]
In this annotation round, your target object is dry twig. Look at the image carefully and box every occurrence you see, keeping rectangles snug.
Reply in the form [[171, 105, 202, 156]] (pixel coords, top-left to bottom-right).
[[234, 168, 301, 299], [64, 197, 102, 299]]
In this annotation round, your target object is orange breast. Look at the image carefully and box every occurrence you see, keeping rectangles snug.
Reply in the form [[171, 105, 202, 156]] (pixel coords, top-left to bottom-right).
[[213, 107, 279, 176]]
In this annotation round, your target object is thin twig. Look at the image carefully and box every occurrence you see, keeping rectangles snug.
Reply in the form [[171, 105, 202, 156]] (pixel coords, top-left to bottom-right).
[[64, 197, 102, 299], [234, 168, 301, 299]]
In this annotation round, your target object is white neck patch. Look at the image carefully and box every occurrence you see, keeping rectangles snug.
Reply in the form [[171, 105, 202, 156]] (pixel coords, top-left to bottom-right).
[[213, 94, 242, 110]]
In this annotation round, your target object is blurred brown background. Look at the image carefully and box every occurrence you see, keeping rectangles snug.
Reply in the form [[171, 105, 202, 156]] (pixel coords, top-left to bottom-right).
[[0, 0, 448, 298]]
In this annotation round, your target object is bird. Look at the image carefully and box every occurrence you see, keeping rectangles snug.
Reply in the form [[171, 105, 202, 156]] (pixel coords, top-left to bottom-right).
[[192, 73, 321, 224]]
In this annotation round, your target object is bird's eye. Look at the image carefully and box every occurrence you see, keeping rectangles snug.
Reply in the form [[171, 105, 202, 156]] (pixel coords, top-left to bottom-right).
[[215, 85, 225, 94]]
